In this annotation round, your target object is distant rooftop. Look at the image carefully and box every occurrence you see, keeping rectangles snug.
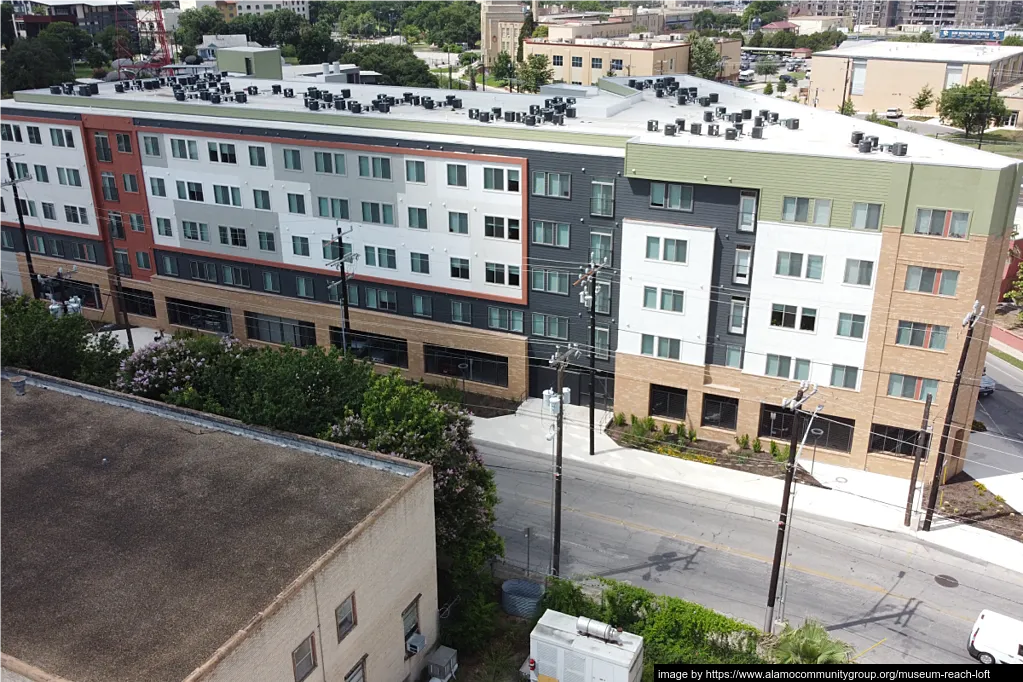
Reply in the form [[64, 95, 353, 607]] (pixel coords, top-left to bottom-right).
[[19, 0, 133, 7], [0, 375, 421, 682], [8, 72, 1018, 170], [816, 40, 1023, 63]]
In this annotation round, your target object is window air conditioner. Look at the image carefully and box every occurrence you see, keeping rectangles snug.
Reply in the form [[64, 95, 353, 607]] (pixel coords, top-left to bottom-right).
[[406, 633, 427, 655]]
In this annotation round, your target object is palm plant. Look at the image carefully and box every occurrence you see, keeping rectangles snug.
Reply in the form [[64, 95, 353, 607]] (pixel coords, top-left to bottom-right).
[[773, 620, 852, 664]]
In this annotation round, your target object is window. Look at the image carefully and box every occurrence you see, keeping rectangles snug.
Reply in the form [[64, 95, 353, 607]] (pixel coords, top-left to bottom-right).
[[314, 151, 345, 174], [702, 394, 738, 430], [896, 321, 948, 350], [296, 276, 314, 298], [17, 199, 36, 217], [765, 354, 792, 378], [944, 63, 963, 89], [116, 133, 132, 153], [760, 404, 855, 453], [249, 145, 267, 166], [283, 148, 302, 170], [532, 313, 569, 339], [292, 236, 310, 256], [42, 202, 56, 220], [660, 288, 685, 313], [806, 255, 823, 280], [14, 162, 29, 180], [508, 169, 520, 192], [451, 300, 472, 324], [336, 594, 356, 641], [167, 297, 232, 333], [208, 142, 237, 164], [219, 225, 247, 247], [45, 238, 62, 258], [101, 172, 119, 201], [611, 58, 623, 70], [733, 246, 752, 284], [263, 271, 280, 292], [182, 221, 209, 242], [133, 251, 150, 270], [407, 206, 428, 229], [114, 249, 132, 277], [358, 155, 391, 179], [248, 188, 270, 210], [34, 165, 48, 183], [571, 56, 583, 67], [888, 373, 939, 402], [485, 262, 505, 284], [640, 334, 655, 356], [450, 257, 470, 279], [65, 206, 88, 224], [108, 212, 125, 239], [650, 182, 693, 211], [850, 58, 867, 95], [365, 246, 397, 269], [247, 313, 316, 348], [532, 171, 571, 198], [729, 297, 747, 334], [532, 268, 569, 295], [594, 327, 610, 359], [1, 123, 22, 142], [150, 177, 166, 196], [914, 208, 969, 239], [120, 286, 155, 316], [322, 239, 342, 261], [365, 287, 397, 312], [0, 231, 12, 249], [73, 242, 97, 262], [119, 173, 138, 194], [258, 231, 276, 252], [590, 232, 612, 265], [362, 201, 395, 225], [869, 424, 930, 457], [425, 345, 508, 386], [446, 163, 468, 187], [129, 213, 145, 232], [143, 135, 160, 156], [483, 167, 505, 190], [213, 185, 242, 206], [57, 168, 81, 186], [484, 216, 506, 239], [406, 159, 426, 183], [448, 211, 469, 234], [800, 307, 817, 332], [177, 181, 204, 202], [553, 55, 564, 66], [489, 306, 524, 332], [591, 57, 603, 69], [288, 193, 306, 214], [905, 266, 958, 296], [413, 295, 432, 318], [156, 217, 173, 237], [782, 196, 830, 225], [831, 364, 859, 389], [531, 220, 569, 247], [770, 304, 797, 329], [94, 133, 112, 162], [650, 385, 687, 420], [738, 190, 757, 231], [724, 345, 743, 368], [171, 138, 198, 160], [852, 202, 882, 230], [843, 259, 874, 286], [28, 235, 45, 254], [27, 126, 41, 145], [411, 252, 430, 274], [836, 313, 866, 339], [50, 129, 74, 147], [657, 337, 681, 360], [776, 251, 804, 278]]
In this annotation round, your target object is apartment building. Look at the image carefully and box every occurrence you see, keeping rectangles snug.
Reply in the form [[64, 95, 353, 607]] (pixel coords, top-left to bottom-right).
[[482, 0, 539, 61], [811, 41, 1023, 117], [2, 72, 1018, 482], [790, 0, 1022, 28], [12, 0, 135, 39], [0, 374, 438, 682], [790, 1, 898, 28]]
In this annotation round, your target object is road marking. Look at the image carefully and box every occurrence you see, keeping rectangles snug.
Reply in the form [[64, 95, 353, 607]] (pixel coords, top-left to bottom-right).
[[524, 498, 974, 623]]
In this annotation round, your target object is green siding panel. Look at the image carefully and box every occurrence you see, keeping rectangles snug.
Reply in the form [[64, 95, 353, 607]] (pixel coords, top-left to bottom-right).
[[902, 164, 1021, 237], [13, 93, 628, 149], [597, 79, 636, 97]]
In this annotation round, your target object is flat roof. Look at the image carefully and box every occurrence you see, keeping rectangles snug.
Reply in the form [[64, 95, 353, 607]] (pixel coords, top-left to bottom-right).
[[815, 40, 1023, 64], [0, 377, 419, 682], [8, 72, 1018, 170], [219, 45, 279, 53]]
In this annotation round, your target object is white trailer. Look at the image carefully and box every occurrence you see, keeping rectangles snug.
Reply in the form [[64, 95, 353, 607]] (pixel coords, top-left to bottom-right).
[[529, 610, 644, 682]]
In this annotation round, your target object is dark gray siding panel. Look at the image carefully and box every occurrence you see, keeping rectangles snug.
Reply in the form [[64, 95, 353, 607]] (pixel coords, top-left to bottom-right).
[[3, 226, 109, 267]]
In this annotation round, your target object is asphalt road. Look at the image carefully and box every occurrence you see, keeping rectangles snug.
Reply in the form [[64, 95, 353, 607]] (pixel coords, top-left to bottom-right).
[[967, 352, 1023, 496], [478, 414, 1023, 664]]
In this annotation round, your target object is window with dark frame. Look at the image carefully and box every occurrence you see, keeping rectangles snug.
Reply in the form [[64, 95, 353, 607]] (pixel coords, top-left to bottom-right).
[[650, 384, 687, 420], [291, 633, 317, 682], [701, 394, 738, 430], [868, 424, 929, 457], [336, 593, 356, 641], [758, 404, 855, 453]]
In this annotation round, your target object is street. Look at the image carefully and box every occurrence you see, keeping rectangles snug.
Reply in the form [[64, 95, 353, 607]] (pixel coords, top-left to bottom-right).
[[478, 355, 1023, 665], [967, 352, 1023, 510]]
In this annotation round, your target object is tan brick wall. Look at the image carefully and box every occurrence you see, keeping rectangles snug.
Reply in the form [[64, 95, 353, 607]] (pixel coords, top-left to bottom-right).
[[15, 253, 119, 325], [192, 472, 439, 682]]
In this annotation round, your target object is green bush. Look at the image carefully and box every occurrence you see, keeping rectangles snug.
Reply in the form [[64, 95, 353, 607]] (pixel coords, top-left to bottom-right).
[[752, 437, 763, 453], [661, 422, 673, 437], [736, 433, 750, 450], [770, 440, 781, 459], [433, 378, 464, 406], [614, 412, 627, 427], [687, 426, 698, 444], [775, 444, 791, 462]]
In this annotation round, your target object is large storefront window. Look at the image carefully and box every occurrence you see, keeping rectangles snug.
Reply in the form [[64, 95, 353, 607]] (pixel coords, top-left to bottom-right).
[[244, 312, 316, 347], [120, 286, 156, 317], [330, 328, 409, 368], [650, 384, 687, 420], [424, 345, 509, 387], [869, 424, 929, 458], [166, 297, 232, 334], [758, 404, 855, 453]]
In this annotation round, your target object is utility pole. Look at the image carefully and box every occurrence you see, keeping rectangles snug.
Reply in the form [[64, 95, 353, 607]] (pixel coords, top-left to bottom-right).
[[904, 394, 933, 528], [575, 261, 606, 457], [114, 272, 135, 352], [549, 344, 579, 577], [327, 224, 357, 352], [922, 301, 984, 532], [3, 153, 38, 298], [764, 381, 818, 634], [977, 66, 998, 150]]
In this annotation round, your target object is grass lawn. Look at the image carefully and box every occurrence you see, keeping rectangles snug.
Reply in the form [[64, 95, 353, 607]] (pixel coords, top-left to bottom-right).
[[989, 347, 1023, 371], [283, 57, 299, 65], [481, 75, 507, 89], [75, 64, 94, 79], [942, 129, 1023, 159]]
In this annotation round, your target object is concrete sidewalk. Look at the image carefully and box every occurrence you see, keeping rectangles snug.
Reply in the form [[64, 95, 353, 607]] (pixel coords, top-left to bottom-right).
[[472, 398, 1023, 574]]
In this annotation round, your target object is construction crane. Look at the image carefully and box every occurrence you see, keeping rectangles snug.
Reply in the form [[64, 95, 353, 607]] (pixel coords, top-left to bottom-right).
[[115, 1, 172, 80]]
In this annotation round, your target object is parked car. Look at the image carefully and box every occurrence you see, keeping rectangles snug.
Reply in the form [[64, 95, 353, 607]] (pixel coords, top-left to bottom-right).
[[886, 107, 904, 119], [968, 610, 1023, 664], [739, 70, 755, 83], [779, 75, 796, 84], [980, 368, 996, 397]]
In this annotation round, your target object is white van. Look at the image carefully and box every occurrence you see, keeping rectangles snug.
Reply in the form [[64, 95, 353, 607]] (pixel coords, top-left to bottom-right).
[[739, 70, 755, 83], [968, 610, 1023, 664]]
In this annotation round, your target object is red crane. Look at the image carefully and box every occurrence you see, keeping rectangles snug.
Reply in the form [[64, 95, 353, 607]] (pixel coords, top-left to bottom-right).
[[115, 1, 172, 80]]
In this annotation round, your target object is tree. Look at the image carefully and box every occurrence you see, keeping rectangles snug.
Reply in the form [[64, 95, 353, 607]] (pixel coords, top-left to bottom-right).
[[175, 5, 227, 47], [1005, 262, 1023, 321], [1, 2, 15, 50], [688, 37, 722, 80], [763, 82, 774, 95], [296, 23, 338, 65], [400, 24, 422, 45], [693, 10, 716, 29], [425, 1, 480, 49], [749, 29, 764, 47], [743, 1, 784, 27], [178, 43, 198, 61], [40, 21, 94, 61], [937, 78, 1010, 137], [95, 25, 135, 57], [85, 45, 110, 69], [754, 58, 779, 79], [339, 10, 377, 38], [227, 13, 272, 45], [340, 43, 438, 88], [918, 30, 935, 43], [458, 50, 478, 66], [533, 24, 549, 38], [776, 79, 787, 93], [1002, 35, 1023, 47], [0, 40, 72, 95], [466, 63, 477, 90], [263, 8, 305, 47], [773, 621, 852, 664], [912, 84, 934, 113], [517, 52, 552, 92], [490, 50, 514, 81], [517, 10, 536, 62], [838, 99, 855, 115]]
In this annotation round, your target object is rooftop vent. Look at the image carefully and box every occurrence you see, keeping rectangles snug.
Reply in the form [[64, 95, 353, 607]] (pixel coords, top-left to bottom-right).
[[752, 126, 764, 139], [675, 118, 686, 131], [785, 118, 799, 130], [647, 119, 659, 132], [742, 109, 752, 120], [690, 122, 702, 135], [703, 111, 713, 122], [891, 141, 908, 157], [664, 124, 676, 136], [851, 131, 864, 145], [577, 617, 622, 644], [858, 139, 873, 153], [707, 123, 719, 136], [725, 128, 738, 140], [566, 107, 577, 118], [708, 93, 719, 103]]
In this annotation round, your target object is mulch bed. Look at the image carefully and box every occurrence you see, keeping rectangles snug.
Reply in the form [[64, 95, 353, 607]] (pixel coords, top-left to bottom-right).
[[929, 471, 1023, 543], [605, 424, 823, 487], [422, 383, 523, 419]]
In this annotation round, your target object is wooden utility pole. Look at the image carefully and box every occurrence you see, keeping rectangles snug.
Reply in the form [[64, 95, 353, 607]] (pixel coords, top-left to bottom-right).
[[549, 344, 579, 577], [574, 262, 606, 457], [904, 395, 933, 527]]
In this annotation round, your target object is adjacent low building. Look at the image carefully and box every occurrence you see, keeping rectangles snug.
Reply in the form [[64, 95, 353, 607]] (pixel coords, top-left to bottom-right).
[[811, 41, 1023, 116], [0, 373, 438, 682], [11, 0, 136, 39]]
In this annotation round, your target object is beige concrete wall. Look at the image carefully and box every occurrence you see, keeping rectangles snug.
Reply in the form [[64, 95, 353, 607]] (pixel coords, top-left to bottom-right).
[[525, 42, 689, 84], [192, 471, 439, 682], [547, 22, 634, 41]]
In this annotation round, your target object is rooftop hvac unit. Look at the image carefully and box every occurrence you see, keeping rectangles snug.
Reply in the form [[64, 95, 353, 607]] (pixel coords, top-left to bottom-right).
[[851, 131, 864, 145], [715, 106, 726, 117], [688, 87, 698, 97], [676, 94, 687, 105], [689, 122, 702, 135], [664, 124, 676, 136], [698, 96, 711, 107], [426, 646, 458, 682], [769, 112, 779, 123], [308, 98, 319, 110], [235, 92, 248, 104], [858, 139, 873, 153], [174, 91, 186, 101], [77, 85, 92, 97], [351, 102, 362, 113], [115, 83, 125, 94], [566, 107, 577, 118], [628, 79, 637, 88], [89, 83, 99, 94], [525, 115, 536, 126], [785, 118, 799, 130], [543, 109, 554, 122], [451, 99, 462, 109], [248, 85, 259, 95], [708, 92, 719, 103], [891, 142, 908, 156], [731, 112, 743, 124], [742, 109, 752, 120], [479, 111, 491, 123], [530, 104, 541, 115], [200, 90, 211, 101], [725, 128, 738, 140], [707, 123, 719, 136], [211, 93, 222, 105], [655, 88, 664, 98], [759, 108, 770, 119], [754, 116, 763, 127], [492, 106, 502, 117], [49, 85, 63, 95], [341, 89, 351, 98], [867, 135, 878, 148], [752, 126, 764, 139], [675, 118, 686, 131], [530, 611, 643, 682], [412, 95, 421, 105], [553, 113, 565, 126], [703, 111, 713, 122], [321, 90, 332, 102], [423, 100, 434, 110], [284, 88, 294, 98], [406, 633, 427, 655], [647, 119, 659, 132], [567, 97, 576, 104], [505, 110, 516, 122]]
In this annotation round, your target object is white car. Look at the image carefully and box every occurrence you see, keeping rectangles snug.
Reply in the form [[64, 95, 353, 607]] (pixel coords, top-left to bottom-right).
[[980, 367, 996, 397], [886, 107, 904, 119], [968, 610, 1023, 664]]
